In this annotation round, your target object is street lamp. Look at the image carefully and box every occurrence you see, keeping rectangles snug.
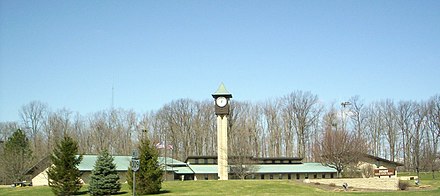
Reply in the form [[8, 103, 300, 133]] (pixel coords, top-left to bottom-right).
[[340, 101, 351, 131]]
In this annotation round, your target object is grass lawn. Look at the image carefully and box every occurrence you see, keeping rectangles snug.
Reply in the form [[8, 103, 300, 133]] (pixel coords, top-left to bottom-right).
[[1, 174, 439, 196]]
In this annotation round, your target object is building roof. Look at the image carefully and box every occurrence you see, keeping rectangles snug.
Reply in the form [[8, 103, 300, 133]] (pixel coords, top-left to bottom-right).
[[174, 167, 194, 174], [212, 83, 232, 98], [78, 155, 131, 171], [364, 154, 404, 167], [77, 155, 184, 171], [76, 155, 336, 174], [189, 165, 218, 174], [158, 157, 187, 166], [185, 155, 303, 164], [256, 163, 337, 174], [254, 157, 303, 161], [186, 162, 336, 174]]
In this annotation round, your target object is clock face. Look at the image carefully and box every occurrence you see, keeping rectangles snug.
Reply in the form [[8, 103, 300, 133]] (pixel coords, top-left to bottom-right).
[[216, 97, 228, 107]]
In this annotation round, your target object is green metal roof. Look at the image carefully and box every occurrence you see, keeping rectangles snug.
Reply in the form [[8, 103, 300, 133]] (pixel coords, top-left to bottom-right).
[[158, 157, 186, 166], [77, 155, 335, 175], [77, 155, 183, 171], [256, 163, 337, 174], [78, 155, 131, 171], [188, 165, 218, 174], [173, 166, 194, 174], [187, 163, 336, 174], [212, 83, 232, 97]]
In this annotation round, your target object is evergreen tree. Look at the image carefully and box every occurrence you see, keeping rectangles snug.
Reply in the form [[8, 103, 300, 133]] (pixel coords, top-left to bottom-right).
[[89, 149, 121, 195], [47, 136, 83, 196], [0, 129, 32, 184], [127, 138, 163, 194]]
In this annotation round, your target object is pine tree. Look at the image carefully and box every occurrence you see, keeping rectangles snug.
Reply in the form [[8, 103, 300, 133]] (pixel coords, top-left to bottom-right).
[[127, 138, 163, 194], [89, 149, 121, 195], [47, 136, 83, 196], [0, 129, 32, 184]]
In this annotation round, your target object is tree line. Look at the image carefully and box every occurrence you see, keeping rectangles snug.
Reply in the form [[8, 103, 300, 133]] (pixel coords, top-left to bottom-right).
[[1, 91, 439, 179]]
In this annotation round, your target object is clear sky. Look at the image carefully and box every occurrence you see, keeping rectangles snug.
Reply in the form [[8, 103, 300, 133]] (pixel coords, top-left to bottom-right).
[[1, 0, 439, 122]]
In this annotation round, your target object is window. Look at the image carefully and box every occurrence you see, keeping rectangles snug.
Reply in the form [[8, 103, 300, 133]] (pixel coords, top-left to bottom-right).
[[330, 173, 334, 178], [296, 174, 300, 179], [261, 174, 265, 179], [270, 174, 273, 179], [288, 174, 291, 180], [204, 174, 208, 180], [204, 158, 208, 164], [322, 174, 325, 179], [279, 174, 283, 179], [195, 159, 199, 164], [305, 174, 308, 179], [314, 174, 317, 179]]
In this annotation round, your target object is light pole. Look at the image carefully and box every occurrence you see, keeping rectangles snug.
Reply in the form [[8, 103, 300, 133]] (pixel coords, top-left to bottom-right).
[[341, 101, 351, 131]]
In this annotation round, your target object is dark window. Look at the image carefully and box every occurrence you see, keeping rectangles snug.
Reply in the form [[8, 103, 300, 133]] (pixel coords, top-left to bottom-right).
[[204, 158, 208, 164], [331, 173, 334, 178], [305, 174, 308, 179], [261, 174, 265, 179], [314, 174, 317, 179], [322, 174, 325, 179], [270, 174, 273, 179], [296, 174, 300, 179], [288, 174, 291, 180], [204, 174, 208, 180]]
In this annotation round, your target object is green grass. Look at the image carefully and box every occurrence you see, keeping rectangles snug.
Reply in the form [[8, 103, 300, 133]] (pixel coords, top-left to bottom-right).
[[0, 176, 439, 196]]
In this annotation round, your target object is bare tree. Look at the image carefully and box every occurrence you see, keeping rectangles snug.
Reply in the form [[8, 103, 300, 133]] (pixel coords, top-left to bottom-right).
[[424, 95, 440, 178], [411, 102, 428, 179], [281, 91, 321, 159], [380, 100, 399, 161], [396, 101, 415, 170], [228, 101, 260, 179], [348, 96, 368, 138], [44, 108, 72, 155], [20, 101, 48, 160], [365, 103, 383, 157], [263, 100, 283, 157], [155, 99, 206, 160], [313, 119, 367, 177], [0, 122, 19, 142]]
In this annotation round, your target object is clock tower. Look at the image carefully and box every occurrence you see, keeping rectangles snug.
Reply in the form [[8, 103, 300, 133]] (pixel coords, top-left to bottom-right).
[[212, 83, 232, 180]]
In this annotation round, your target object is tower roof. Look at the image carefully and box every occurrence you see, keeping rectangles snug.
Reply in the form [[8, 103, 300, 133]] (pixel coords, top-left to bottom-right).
[[212, 83, 232, 98]]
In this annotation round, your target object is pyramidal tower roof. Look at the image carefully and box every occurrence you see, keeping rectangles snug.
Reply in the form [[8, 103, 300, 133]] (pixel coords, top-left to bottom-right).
[[212, 83, 232, 98]]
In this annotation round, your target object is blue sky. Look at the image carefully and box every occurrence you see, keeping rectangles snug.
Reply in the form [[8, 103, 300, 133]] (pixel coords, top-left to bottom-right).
[[1, 0, 439, 122]]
